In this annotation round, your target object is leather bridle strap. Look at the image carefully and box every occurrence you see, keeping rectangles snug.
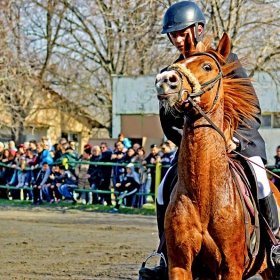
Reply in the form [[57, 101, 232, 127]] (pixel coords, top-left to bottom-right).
[[187, 97, 227, 146]]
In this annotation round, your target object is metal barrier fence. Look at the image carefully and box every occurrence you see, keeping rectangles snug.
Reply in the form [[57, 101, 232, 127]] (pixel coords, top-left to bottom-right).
[[0, 160, 171, 204]]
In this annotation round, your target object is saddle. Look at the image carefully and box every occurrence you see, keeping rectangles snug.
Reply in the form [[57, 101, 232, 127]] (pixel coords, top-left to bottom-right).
[[228, 156, 261, 261]]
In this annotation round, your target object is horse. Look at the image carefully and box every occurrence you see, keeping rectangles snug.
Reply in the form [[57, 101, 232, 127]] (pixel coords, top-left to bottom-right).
[[155, 33, 280, 280]]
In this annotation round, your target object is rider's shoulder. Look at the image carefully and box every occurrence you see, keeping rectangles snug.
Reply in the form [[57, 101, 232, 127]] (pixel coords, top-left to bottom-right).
[[227, 52, 238, 62]]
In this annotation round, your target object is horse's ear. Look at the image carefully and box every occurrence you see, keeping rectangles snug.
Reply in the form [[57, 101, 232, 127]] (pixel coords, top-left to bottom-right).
[[184, 33, 196, 56], [216, 33, 231, 59]]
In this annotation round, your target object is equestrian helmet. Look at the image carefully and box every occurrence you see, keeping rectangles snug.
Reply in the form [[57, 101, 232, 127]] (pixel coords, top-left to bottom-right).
[[162, 1, 205, 42]]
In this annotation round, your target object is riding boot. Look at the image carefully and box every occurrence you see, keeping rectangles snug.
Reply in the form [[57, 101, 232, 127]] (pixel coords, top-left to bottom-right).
[[259, 191, 280, 279], [139, 201, 167, 279]]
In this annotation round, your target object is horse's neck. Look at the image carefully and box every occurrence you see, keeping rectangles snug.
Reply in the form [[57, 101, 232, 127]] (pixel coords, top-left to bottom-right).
[[178, 106, 229, 197]]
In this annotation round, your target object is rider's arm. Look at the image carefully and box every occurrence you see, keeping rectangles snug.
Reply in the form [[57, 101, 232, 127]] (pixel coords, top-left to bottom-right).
[[159, 105, 184, 147]]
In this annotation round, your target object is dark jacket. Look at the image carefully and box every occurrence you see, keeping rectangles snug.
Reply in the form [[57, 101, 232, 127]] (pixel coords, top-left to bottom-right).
[[159, 52, 267, 163], [87, 154, 102, 184], [99, 149, 113, 179]]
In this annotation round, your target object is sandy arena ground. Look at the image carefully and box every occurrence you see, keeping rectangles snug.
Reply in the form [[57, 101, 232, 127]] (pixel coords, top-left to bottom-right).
[[0, 205, 158, 280], [0, 205, 262, 280]]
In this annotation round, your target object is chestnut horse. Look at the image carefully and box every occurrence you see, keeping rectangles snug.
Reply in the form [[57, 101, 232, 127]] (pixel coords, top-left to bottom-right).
[[155, 33, 280, 280]]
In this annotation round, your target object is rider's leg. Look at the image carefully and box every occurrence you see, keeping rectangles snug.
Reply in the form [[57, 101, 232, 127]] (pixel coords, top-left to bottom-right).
[[139, 165, 175, 279], [249, 156, 280, 276]]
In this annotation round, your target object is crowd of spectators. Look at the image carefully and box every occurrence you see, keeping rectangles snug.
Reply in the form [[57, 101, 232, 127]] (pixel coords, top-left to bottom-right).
[[0, 133, 177, 210]]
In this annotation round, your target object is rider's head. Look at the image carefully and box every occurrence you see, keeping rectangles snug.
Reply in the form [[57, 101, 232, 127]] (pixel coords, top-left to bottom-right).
[[162, 1, 205, 54]]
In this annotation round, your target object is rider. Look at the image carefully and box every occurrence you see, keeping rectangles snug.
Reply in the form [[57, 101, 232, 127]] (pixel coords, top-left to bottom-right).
[[139, 1, 280, 279]]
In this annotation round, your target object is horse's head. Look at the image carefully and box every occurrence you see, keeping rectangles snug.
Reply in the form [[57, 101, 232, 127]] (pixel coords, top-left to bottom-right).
[[155, 33, 231, 116]]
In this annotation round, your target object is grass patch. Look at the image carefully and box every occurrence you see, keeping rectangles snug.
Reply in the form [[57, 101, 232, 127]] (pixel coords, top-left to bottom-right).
[[0, 198, 156, 215]]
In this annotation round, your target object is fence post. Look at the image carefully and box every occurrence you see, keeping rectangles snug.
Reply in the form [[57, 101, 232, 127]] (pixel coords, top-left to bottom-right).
[[155, 161, 162, 204], [20, 189, 24, 201]]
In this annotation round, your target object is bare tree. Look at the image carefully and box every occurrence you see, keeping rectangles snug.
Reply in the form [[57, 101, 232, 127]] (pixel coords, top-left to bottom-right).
[[0, 0, 43, 143], [200, 0, 280, 90], [1, 0, 280, 141]]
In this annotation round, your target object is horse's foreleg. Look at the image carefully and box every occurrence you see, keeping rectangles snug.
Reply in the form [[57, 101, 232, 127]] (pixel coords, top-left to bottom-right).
[[169, 267, 192, 280]]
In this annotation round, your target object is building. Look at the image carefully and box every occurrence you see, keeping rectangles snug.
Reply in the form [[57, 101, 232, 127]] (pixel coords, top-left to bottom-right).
[[0, 87, 106, 153], [113, 73, 280, 165]]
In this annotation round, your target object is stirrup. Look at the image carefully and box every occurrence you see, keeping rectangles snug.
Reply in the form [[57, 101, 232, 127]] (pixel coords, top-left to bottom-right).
[[271, 244, 280, 268], [138, 251, 167, 280], [142, 251, 167, 268]]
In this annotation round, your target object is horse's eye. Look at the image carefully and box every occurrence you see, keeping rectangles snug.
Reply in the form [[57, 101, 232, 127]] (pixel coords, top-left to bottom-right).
[[203, 64, 212, 72]]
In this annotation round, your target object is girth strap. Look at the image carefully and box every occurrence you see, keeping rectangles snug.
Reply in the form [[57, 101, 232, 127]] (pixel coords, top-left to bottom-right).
[[229, 158, 260, 260]]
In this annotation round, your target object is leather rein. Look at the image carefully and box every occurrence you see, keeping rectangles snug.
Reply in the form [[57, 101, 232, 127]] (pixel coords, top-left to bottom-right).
[[169, 52, 226, 146]]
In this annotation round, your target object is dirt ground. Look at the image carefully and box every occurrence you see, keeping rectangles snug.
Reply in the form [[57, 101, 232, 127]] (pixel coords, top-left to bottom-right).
[[0, 205, 158, 280], [0, 205, 263, 280]]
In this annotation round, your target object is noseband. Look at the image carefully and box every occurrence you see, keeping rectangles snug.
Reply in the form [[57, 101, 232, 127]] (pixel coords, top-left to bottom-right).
[[168, 52, 227, 145]]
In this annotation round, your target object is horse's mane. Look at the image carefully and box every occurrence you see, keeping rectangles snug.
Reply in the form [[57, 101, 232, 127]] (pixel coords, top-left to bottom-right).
[[202, 36, 259, 140]]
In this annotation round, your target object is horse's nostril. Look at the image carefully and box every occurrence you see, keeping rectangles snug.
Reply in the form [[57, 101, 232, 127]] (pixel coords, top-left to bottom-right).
[[169, 75, 178, 84], [170, 85, 177, 90]]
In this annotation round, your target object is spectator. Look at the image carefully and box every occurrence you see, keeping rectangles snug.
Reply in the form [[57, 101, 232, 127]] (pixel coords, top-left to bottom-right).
[[59, 138, 69, 153], [99, 142, 113, 206], [134, 147, 149, 206], [160, 141, 175, 179], [52, 143, 63, 162], [16, 157, 27, 188], [2, 149, 15, 185], [118, 133, 132, 149], [84, 143, 92, 150], [61, 146, 78, 173], [109, 163, 140, 213], [69, 140, 79, 159], [133, 142, 141, 153], [24, 148, 38, 188], [23, 142, 29, 154], [41, 136, 53, 151], [142, 144, 161, 199], [36, 142, 54, 166], [0, 141, 5, 160], [32, 162, 51, 205], [29, 140, 38, 156], [57, 165, 78, 204], [41, 164, 55, 203], [49, 165, 62, 203], [123, 147, 137, 164], [7, 150, 22, 187], [8, 140, 17, 157], [166, 139, 177, 154], [75, 147, 92, 205], [111, 141, 127, 185], [51, 165, 69, 202], [0, 143, 6, 182], [275, 145, 280, 169], [17, 144, 26, 159], [86, 146, 102, 204]]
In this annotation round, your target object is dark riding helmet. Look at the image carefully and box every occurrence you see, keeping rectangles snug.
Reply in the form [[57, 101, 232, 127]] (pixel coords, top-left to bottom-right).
[[162, 1, 205, 43]]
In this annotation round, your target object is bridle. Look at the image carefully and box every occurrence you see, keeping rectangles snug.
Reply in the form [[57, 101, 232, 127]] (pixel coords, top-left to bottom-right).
[[168, 52, 227, 144]]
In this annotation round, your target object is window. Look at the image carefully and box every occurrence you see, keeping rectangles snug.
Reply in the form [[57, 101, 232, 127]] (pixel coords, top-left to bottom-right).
[[273, 114, 280, 128], [261, 113, 280, 128], [261, 114, 272, 127]]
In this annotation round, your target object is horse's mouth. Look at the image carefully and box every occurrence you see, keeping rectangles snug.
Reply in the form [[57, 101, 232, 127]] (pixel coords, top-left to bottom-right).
[[157, 92, 177, 100]]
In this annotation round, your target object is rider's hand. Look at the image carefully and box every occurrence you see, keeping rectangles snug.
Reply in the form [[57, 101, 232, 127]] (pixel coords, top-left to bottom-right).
[[226, 139, 237, 154]]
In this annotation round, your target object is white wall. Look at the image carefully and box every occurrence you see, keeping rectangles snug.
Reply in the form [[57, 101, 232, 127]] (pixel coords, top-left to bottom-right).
[[259, 128, 280, 166]]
